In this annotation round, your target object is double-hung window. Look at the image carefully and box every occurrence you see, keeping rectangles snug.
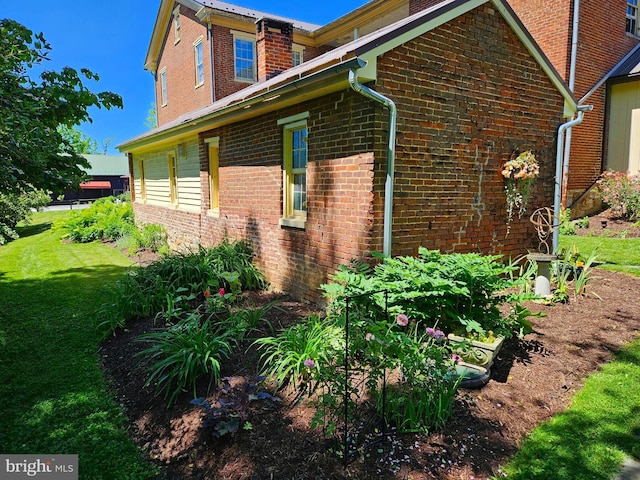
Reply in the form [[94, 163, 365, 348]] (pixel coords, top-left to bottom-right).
[[233, 32, 256, 82], [292, 45, 304, 67], [160, 67, 168, 106], [627, 0, 639, 36], [173, 7, 181, 43], [279, 112, 309, 228], [194, 37, 205, 87]]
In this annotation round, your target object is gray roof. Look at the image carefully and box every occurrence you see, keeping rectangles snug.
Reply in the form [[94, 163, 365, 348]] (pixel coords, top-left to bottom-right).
[[609, 44, 640, 79], [197, 0, 322, 31], [82, 154, 129, 176]]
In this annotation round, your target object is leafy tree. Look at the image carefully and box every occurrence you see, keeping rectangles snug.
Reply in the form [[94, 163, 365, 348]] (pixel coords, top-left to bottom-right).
[[0, 188, 50, 245], [145, 102, 157, 129], [57, 125, 98, 154], [0, 19, 122, 196]]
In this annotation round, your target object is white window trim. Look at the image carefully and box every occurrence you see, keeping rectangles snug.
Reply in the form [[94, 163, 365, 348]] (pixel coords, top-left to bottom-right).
[[231, 30, 257, 83], [279, 112, 309, 229], [173, 6, 181, 44], [292, 44, 305, 66], [160, 67, 168, 107], [194, 36, 205, 88]]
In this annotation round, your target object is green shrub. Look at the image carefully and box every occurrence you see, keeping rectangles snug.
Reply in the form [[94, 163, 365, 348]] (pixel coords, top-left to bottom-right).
[[56, 195, 135, 242], [322, 248, 533, 339], [597, 170, 640, 221], [138, 223, 167, 251], [98, 241, 266, 336], [0, 187, 50, 244], [559, 208, 576, 235]]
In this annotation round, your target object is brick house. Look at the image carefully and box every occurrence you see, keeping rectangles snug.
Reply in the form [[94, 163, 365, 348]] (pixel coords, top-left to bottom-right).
[[118, 0, 578, 303], [508, 0, 640, 216]]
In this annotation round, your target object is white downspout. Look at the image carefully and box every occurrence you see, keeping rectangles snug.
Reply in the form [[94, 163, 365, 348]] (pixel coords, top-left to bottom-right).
[[561, 0, 580, 208], [553, 105, 592, 253], [348, 67, 397, 257]]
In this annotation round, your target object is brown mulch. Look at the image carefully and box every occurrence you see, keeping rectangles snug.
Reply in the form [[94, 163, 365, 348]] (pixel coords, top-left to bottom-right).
[[100, 211, 640, 480]]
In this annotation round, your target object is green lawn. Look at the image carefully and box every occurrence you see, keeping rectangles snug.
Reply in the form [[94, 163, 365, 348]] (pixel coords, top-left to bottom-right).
[[559, 235, 640, 276], [0, 211, 155, 479], [503, 339, 640, 480], [501, 234, 640, 479]]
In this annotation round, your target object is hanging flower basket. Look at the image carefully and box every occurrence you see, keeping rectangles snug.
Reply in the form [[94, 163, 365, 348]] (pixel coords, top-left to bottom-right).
[[502, 151, 539, 233]]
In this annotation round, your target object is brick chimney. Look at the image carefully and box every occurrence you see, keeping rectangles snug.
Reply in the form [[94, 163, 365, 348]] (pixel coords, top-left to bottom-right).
[[256, 18, 294, 82]]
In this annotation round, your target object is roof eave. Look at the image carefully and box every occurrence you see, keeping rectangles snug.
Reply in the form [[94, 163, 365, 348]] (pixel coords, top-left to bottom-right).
[[119, 57, 366, 152]]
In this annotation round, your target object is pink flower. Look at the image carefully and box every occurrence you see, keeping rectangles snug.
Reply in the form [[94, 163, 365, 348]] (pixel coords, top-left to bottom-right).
[[219, 288, 225, 296], [434, 329, 445, 340], [365, 333, 375, 341], [452, 354, 462, 364], [426, 327, 436, 337], [304, 359, 315, 368], [396, 314, 409, 327]]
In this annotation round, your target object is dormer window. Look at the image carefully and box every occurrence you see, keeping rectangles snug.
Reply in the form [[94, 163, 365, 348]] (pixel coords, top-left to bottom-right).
[[292, 45, 304, 67], [173, 6, 181, 44], [627, 0, 639, 36], [232, 31, 256, 82]]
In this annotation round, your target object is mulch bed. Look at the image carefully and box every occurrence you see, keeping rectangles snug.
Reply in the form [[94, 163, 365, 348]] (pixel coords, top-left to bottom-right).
[[99, 210, 640, 479]]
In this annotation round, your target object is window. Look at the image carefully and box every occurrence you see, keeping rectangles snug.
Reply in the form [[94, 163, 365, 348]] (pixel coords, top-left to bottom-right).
[[233, 32, 256, 82], [628, 0, 639, 35], [292, 45, 304, 67], [160, 67, 168, 106], [278, 112, 309, 227], [173, 7, 181, 43], [194, 37, 205, 87], [206, 138, 220, 211], [168, 153, 178, 204]]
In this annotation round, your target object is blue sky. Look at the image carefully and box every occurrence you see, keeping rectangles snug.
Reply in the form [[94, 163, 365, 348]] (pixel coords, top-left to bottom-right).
[[2, 0, 368, 154]]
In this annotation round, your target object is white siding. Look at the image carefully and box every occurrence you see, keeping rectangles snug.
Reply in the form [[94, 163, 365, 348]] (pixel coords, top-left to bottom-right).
[[132, 137, 202, 210]]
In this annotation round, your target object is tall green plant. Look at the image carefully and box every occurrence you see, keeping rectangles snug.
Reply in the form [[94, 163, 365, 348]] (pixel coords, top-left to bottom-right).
[[136, 314, 235, 407], [98, 241, 266, 336]]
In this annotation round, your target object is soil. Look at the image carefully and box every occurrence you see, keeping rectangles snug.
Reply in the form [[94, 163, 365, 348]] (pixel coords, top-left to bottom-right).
[[100, 210, 640, 480]]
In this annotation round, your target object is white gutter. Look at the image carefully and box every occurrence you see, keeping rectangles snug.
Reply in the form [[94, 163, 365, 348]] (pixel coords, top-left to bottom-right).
[[561, 0, 580, 208], [553, 104, 593, 253], [348, 67, 397, 257]]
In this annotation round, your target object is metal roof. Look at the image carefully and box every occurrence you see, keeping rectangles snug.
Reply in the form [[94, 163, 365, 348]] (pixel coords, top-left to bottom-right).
[[121, 0, 577, 150], [197, 0, 322, 32], [609, 44, 640, 79]]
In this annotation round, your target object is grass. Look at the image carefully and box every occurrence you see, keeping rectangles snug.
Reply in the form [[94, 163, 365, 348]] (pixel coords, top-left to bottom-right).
[[0, 211, 156, 479], [559, 235, 640, 276], [503, 338, 640, 480]]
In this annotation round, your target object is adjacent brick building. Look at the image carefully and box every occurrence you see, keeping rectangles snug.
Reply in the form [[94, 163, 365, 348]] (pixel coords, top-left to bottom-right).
[[508, 0, 640, 215], [120, 0, 578, 302]]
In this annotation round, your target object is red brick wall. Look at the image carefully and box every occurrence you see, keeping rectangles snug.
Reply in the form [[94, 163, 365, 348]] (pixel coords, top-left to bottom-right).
[[137, 3, 570, 302], [135, 91, 377, 303], [508, 0, 640, 200], [376, 3, 566, 257], [156, 6, 212, 127]]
